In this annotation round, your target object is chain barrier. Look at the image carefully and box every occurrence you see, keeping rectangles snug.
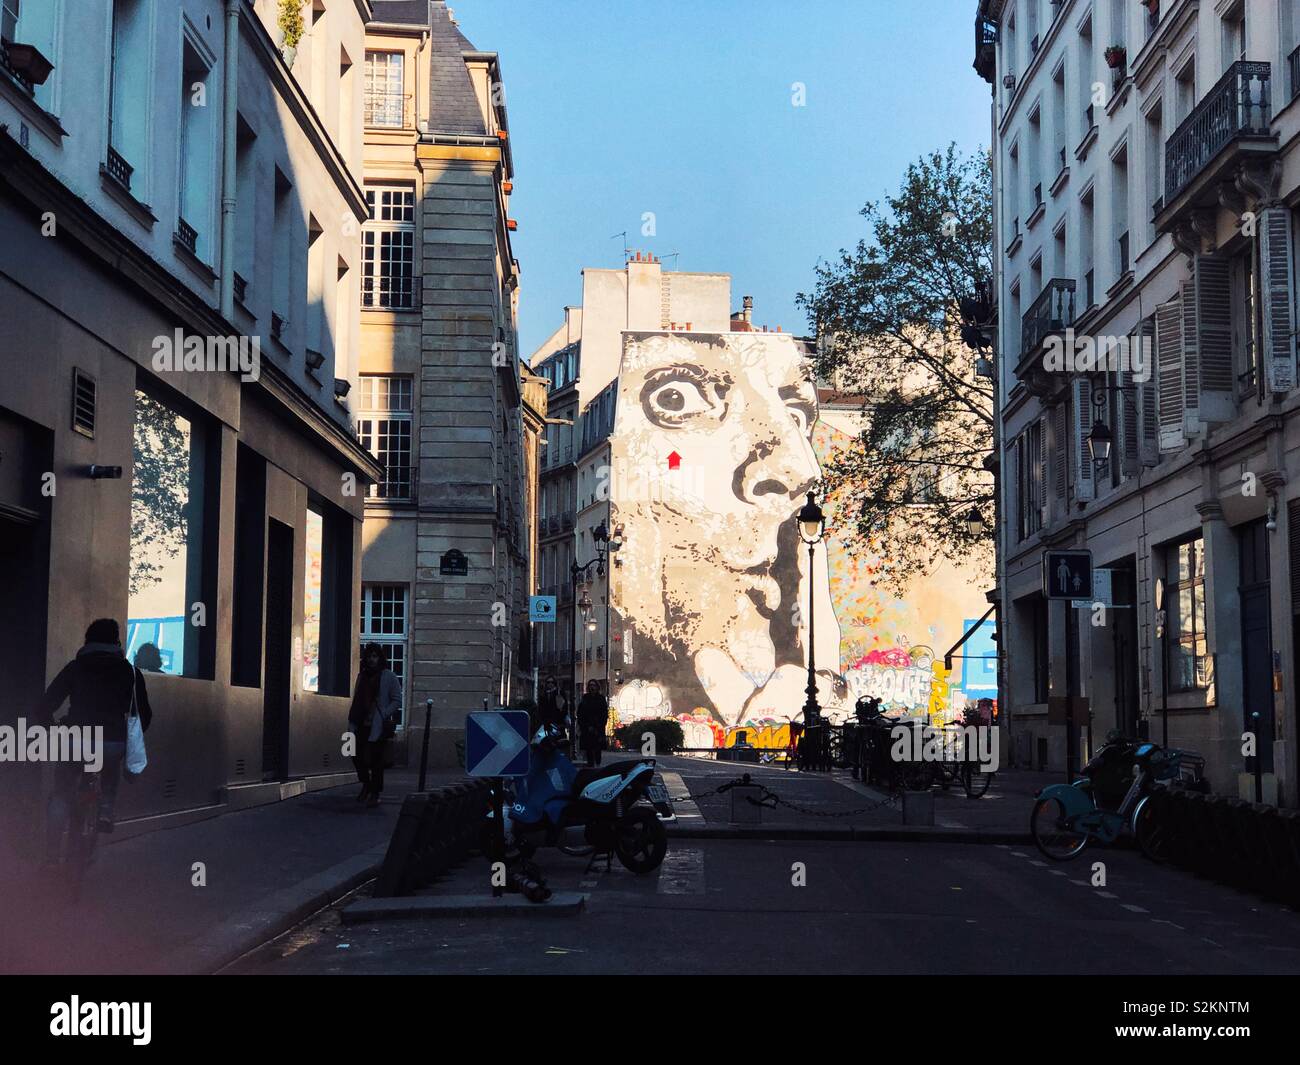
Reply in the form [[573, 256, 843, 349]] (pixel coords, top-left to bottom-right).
[[668, 773, 900, 817]]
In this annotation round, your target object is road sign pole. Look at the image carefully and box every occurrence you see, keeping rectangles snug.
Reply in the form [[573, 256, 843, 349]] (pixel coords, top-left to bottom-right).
[[491, 777, 506, 898]]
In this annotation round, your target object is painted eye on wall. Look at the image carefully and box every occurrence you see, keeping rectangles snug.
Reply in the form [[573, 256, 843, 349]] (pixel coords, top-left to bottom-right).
[[641, 373, 716, 425]]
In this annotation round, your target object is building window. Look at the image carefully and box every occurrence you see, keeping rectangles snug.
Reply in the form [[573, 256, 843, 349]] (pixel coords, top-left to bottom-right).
[[1165, 537, 1209, 692], [356, 375, 413, 499], [361, 584, 408, 724], [363, 50, 404, 127], [302, 501, 353, 697], [362, 186, 416, 309], [108, 0, 150, 195], [127, 387, 215, 679], [1032, 595, 1049, 703], [178, 35, 216, 262]]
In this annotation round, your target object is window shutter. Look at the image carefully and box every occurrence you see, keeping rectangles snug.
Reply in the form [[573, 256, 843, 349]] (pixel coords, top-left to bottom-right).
[[1179, 278, 1200, 432], [1053, 402, 1067, 502], [1014, 434, 1025, 541], [1072, 376, 1094, 502], [1136, 318, 1159, 466], [1037, 417, 1048, 523], [1119, 368, 1140, 478], [1261, 205, 1297, 394], [1156, 295, 1186, 452], [1194, 255, 1235, 421]]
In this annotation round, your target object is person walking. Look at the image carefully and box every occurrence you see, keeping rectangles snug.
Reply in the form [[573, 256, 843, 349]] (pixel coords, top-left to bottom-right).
[[348, 643, 401, 808], [39, 618, 153, 856], [576, 680, 610, 768]]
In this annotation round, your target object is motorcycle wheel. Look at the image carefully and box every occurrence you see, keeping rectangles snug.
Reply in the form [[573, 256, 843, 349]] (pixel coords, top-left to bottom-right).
[[613, 807, 667, 874]]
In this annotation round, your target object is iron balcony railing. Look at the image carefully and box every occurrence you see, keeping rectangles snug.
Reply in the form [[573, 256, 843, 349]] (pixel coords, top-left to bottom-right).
[[233, 272, 248, 305], [362, 274, 420, 310], [1021, 278, 1076, 360], [271, 312, 286, 341], [1289, 45, 1300, 105], [1118, 231, 1130, 275], [1165, 61, 1272, 203], [0, 38, 33, 94], [176, 217, 198, 255], [364, 90, 412, 129], [105, 146, 133, 191]]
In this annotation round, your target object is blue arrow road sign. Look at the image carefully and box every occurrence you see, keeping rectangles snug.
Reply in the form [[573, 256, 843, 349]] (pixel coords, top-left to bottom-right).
[[465, 710, 531, 777], [529, 595, 556, 623]]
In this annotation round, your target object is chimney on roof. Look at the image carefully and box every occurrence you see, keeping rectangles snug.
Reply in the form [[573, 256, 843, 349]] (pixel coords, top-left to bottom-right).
[[742, 295, 753, 324]]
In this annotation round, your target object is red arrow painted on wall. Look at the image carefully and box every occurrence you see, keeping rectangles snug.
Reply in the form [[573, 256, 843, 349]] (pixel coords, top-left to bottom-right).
[[667, 451, 681, 470]]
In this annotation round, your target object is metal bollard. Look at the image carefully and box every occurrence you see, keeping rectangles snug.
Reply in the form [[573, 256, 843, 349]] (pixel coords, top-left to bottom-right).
[[729, 777, 764, 824]]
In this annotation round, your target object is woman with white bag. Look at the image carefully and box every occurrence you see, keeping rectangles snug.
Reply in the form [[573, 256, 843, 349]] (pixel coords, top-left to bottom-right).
[[39, 618, 154, 857]]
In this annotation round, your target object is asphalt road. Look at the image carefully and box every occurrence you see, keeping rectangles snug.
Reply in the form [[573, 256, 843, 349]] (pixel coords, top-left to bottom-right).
[[229, 838, 1300, 975]]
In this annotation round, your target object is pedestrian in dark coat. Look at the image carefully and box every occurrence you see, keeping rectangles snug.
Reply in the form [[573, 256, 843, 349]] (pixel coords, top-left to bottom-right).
[[39, 618, 154, 853], [349, 643, 402, 807], [577, 681, 610, 767]]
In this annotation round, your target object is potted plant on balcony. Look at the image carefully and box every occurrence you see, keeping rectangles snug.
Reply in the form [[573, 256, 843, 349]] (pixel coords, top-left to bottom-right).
[[1104, 45, 1127, 69], [1140, 0, 1160, 15], [5, 41, 54, 86], [278, 0, 304, 66]]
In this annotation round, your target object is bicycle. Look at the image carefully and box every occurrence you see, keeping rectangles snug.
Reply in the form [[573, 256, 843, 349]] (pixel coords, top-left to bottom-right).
[[1029, 736, 1202, 861], [64, 769, 103, 901], [936, 719, 994, 799]]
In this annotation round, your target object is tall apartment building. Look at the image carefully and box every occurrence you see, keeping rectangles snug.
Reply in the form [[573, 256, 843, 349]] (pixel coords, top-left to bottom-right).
[[529, 255, 732, 706], [357, 0, 532, 763], [0, 0, 381, 825], [976, 0, 1300, 802]]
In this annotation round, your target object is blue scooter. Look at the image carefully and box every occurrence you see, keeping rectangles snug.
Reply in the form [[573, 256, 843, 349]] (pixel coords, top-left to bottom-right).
[[506, 724, 668, 873]]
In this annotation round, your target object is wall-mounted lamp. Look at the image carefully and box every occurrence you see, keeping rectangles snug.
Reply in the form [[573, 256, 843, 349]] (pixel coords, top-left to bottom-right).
[[1266, 493, 1278, 532]]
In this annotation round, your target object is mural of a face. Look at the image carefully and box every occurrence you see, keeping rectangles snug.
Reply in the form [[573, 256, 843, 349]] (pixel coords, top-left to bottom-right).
[[611, 332, 841, 726]]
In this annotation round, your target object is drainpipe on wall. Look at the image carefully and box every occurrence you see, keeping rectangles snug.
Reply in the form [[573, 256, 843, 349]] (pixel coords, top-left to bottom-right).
[[220, 0, 240, 320]]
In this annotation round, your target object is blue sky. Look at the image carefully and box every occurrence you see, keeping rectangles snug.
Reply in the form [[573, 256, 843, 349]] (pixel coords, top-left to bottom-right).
[[450, 0, 992, 355]]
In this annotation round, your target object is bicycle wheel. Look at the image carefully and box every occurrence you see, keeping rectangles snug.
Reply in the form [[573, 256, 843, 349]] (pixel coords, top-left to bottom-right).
[[1133, 796, 1171, 863], [963, 763, 992, 799], [67, 788, 100, 901], [1030, 796, 1089, 860]]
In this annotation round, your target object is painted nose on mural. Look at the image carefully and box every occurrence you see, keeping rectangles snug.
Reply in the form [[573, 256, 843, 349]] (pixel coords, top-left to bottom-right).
[[732, 434, 818, 506]]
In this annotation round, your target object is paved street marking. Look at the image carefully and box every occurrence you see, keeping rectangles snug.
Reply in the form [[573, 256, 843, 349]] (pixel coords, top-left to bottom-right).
[[1096, 890, 1117, 898], [659, 770, 703, 820], [657, 847, 705, 895], [1121, 903, 1149, 913]]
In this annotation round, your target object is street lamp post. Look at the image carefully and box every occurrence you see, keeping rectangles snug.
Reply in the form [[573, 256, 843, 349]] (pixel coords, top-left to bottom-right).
[[796, 491, 826, 732], [569, 521, 623, 725]]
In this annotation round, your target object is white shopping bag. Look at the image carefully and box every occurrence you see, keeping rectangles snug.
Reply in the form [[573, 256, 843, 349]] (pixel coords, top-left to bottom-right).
[[125, 671, 147, 775]]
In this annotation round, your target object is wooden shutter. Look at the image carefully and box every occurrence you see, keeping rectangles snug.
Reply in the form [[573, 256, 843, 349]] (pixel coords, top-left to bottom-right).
[[1180, 278, 1200, 431], [1136, 318, 1159, 466], [1119, 368, 1140, 478], [1156, 295, 1186, 452], [1053, 402, 1068, 502], [1194, 255, 1235, 421], [1072, 376, 1094, 502], [1036, 417, 1048, 524], [1261, 205, 1297, 394], [1290, 498, 1300, 614]]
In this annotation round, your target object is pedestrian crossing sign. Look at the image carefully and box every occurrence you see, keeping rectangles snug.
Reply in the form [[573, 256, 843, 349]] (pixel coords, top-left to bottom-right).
[[1043, 549, 1093, 600]]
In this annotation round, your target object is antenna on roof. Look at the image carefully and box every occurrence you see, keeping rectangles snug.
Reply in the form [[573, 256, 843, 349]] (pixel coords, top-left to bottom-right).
[[610, 231, 631, 262], [662, 251, 680, 269]]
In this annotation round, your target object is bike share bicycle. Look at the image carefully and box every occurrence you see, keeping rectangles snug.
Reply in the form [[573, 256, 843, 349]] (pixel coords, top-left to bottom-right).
[[1030, 730, 1206, 861]]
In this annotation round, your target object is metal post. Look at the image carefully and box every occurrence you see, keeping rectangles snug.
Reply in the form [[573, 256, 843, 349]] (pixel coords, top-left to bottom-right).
[[418, 697, 433, 792], [1251, 710, 1263, 803], [491, 777, 506, 897], [1065, 602, 1077, 782]]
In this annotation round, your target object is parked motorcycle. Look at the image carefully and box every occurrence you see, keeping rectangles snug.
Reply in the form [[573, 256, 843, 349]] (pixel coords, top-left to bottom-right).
[[505, 724, 668, 874]]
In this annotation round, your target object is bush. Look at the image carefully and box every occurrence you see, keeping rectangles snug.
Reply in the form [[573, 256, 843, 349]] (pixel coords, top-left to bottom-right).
[[279, 0, 304, 50], [614, 718, 684, 754]]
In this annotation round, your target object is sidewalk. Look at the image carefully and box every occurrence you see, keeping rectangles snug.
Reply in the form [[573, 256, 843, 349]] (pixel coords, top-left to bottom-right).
[[0, 767, 465, 975], [658, 755, 1053, 841]]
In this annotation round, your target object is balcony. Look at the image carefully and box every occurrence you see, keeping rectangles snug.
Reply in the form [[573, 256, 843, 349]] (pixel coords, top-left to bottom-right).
[[1160, 61, 1276, 224], [363, 90, 413, 129], [1290, 45, 1300, 106], [233, 272, 248, 305], [362, 274, 420, 311], [175, 217, 198, 255], [104, 146, 133, 192], [1019, 278, 1076, 372]]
